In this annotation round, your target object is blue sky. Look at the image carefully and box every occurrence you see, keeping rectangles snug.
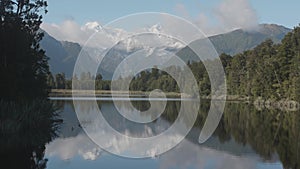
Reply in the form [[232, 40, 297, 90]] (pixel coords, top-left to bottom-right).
[[41, 0, 300, 43], [44, 0, 300, 28]]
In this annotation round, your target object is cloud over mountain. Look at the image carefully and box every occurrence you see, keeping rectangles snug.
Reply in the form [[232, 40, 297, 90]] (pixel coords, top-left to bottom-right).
[[175, 0, 258, 35], [41, 20, 100, 45], [214, 0, 258, 30], [42, 0, 259, 44]]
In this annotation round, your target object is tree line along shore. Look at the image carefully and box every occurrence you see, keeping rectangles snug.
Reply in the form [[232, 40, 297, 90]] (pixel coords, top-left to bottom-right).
[[48, 25, 300, 109]]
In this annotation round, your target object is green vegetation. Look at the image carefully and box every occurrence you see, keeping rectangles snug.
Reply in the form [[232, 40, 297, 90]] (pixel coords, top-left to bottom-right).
[[224, 26, 300, 100], [51, 25, 300, 103], [0, 1, 61, 169], [181, 25, 300, 101], [2, 0, 297, 168], [48, 72, 111, 90], [209, 24, 290, 56], [0, 0, 49, 99]]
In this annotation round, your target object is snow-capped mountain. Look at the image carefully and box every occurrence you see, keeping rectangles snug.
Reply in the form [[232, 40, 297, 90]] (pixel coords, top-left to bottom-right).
[[80, 22, 185, 51], [75, 22, 186, 79], [40, 23, 291, 79]]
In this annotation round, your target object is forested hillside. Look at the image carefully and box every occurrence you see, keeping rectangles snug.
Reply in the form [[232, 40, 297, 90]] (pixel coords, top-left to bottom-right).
[[128, 25, 300, 101], [41, 24, 290, 79], [50, 25, 300, 101]]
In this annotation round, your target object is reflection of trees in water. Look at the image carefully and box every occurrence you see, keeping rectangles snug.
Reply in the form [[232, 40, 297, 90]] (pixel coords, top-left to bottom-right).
[[276, 111, 300, 169], [0, 100, 61, 169], [58, 99, 299, 168], [222, 102, 300, 169], [157, 100, 300, 169], [131, 100, 151, 111], [131, 100, 180, 123]]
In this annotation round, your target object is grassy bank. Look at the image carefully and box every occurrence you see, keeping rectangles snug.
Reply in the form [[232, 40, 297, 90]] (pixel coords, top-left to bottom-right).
[[49, 89, 250, 101], [49, 89, 182, 98]]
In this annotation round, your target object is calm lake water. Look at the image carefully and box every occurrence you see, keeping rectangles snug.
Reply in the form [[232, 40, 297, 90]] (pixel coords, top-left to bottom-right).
[[37, 98, 299, 169], [2, 98, 298, 169]]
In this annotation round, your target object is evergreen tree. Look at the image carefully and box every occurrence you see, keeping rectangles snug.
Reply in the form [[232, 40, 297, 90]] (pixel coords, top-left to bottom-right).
[[0, 0, 49, 99], [55, 73, 66, 89], [46, 73, 55, 89]]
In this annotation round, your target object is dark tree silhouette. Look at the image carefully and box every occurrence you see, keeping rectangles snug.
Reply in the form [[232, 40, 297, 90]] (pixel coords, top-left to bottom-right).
[[0, 0, 49, 100]]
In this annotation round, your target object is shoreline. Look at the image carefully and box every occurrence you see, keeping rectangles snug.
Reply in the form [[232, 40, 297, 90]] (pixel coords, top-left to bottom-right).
[[49, 89, 247, 101], [49, 89, 299, 111], [49, 89, 182, 98]]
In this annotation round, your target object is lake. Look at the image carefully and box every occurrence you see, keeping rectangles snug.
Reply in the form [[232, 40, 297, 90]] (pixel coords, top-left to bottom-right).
[[2, 98, 299, 169]]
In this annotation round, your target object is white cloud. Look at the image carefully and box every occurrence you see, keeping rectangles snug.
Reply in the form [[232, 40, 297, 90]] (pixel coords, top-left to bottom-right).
[[45, 134, 102, 160], [41, 20, 131, 50], [174, 0, 258, 35], [41, 0, 258, 44], [174, 3, 190, 19], [214, 0, 258, 31], [41, 20, 99, 44]]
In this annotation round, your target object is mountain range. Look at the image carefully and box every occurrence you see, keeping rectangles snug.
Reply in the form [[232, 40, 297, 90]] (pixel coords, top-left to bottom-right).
[[40, 24, 291, 78]]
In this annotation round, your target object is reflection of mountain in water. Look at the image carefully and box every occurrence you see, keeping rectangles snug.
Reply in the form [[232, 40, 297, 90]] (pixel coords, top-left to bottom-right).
[[50, 99, 300, 168]]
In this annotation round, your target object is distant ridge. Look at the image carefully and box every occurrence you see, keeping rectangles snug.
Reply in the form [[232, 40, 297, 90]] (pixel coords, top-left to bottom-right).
[[209, 24, 291, 55], [40, 24, 291, 78]]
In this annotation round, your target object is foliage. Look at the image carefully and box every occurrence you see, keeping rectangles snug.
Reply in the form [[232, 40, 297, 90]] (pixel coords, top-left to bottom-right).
[[50, 25, 300, 102], [50, 72, 111, 90], [0, 0, 49, 99], [224, 25, 300, 100]]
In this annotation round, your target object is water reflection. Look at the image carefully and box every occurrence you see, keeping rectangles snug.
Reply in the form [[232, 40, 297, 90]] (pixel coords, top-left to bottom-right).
[[221, 102, 300, 169], [44, 99, 300, 169], [0, 99, 60, 169], [46, 133, 101, 161], [73, 99, 199, 157]]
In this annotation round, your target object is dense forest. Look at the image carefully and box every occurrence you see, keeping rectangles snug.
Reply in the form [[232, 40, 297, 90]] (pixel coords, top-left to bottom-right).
[[51, 25, 300, 101], [0, 1, 60, 169], [0, 0, 50, 100], [0, 0, 299, 168], [129, 25, 300, 101], [47, 72, 111, 90], [224, 26, 300, 101]]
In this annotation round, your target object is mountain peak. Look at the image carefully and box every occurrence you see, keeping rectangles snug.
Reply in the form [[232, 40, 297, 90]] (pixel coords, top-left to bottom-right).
[[148, 23, 162, 34], [83, 21, 103, 32], [208, 24, 291, 55], [258, 23, 291, 35], [41, 23, 292, 78]]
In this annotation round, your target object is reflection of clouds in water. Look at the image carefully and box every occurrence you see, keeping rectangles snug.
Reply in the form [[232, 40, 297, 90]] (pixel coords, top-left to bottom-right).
[[74, 99, 199, 157], [45, 132, 282, 169], [45, 134, 101, 161], [46, 100, 284, 168], [86, 127, 182, 158], [45, 131, 181, 159], [77, 102, 191, 157], [79, 101, 171, 136], [159, 139, 281, 169]]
